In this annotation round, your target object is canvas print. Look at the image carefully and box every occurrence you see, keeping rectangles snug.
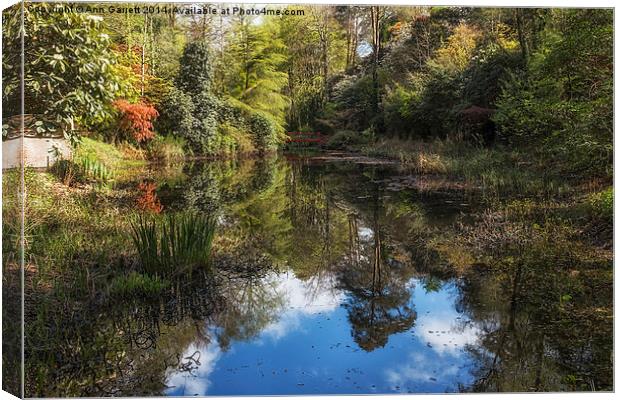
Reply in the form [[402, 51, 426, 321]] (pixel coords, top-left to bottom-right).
[[1, 1, 614, 397]]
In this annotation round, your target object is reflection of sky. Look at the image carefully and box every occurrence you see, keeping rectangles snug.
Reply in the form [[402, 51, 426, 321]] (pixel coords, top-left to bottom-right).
[[260, 272, 345, 342], [165, 274, 481, 396]]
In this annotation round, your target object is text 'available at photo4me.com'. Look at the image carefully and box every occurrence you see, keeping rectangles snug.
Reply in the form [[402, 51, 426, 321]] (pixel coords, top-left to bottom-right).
[[32, 3, 307, 16]]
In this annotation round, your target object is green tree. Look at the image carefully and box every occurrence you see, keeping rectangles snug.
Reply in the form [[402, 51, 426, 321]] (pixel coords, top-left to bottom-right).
[[226, 17, 289, 131], [158, 41, 220, 154], [2, 3, 127, 144]]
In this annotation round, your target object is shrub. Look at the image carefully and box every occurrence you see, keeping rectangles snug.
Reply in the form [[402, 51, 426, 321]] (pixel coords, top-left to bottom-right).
[[157, 87, 194, 137], [130, 212, 216, 276], [586, 187, 613, 221], [113, 99, 159, 143], [49, 159, 82, 186], [248, 112, 283, 153], [146, 135, 186, 162], [325, 130, 366, 149], [2, 4, 127, 145], [156, 42, 222, 155]]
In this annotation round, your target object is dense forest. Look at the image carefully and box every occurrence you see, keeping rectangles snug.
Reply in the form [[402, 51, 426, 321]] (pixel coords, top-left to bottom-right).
[[2, 4, 612, 179]]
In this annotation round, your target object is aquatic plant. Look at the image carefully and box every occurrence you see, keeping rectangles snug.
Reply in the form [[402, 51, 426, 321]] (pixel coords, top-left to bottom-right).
[[109, 271, 170, 298], [79, 155, 113, 183], [130, 212, 216, 276]]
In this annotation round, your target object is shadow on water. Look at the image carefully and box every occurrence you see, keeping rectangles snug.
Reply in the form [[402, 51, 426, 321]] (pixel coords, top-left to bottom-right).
[[22, 153, 612, 396]]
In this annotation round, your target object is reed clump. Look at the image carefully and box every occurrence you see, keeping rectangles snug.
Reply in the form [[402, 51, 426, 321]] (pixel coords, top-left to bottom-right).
[[130, 212, 216, 276]]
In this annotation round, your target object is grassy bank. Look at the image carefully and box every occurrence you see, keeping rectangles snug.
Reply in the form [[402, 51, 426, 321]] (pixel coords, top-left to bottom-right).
[[359, 138, 610, 198]]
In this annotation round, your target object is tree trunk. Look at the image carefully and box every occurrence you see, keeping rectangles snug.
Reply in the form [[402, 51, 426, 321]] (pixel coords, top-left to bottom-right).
[[370, 6, 381, 114], [515, 9, 529, 66]]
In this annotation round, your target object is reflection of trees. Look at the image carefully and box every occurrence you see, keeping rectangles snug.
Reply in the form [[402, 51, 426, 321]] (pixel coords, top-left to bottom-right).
[[337, 189, 417, 351], [214, 274, 286, 350], [284, 161, 421, 352], [228, 161, 293, 264], [25, 272, 225, 397], [285, 162, 349, 279], [456, 240, 613, 392], [24, 261, 289, 397], [181, 157, 279, 214]]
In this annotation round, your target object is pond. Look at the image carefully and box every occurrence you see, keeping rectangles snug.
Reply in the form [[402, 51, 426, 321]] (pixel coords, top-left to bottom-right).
[[155, 155, 481, 395], [21, 152, 613, 396]]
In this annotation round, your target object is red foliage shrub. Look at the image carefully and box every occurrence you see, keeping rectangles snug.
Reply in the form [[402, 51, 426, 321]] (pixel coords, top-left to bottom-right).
[[114, 99, 159, 142]]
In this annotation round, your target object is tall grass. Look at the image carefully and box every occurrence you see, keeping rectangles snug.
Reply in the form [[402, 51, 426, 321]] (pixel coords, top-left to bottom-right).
[[130, 212, 216, 276], [80, 155, 113, 183], [146, 135, 187, 162]]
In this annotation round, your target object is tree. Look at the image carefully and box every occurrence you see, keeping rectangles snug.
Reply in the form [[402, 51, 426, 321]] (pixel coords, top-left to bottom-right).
[[226, 17, 289, 130], [2, 4, 126, 145], [158, 41, 220, 154]]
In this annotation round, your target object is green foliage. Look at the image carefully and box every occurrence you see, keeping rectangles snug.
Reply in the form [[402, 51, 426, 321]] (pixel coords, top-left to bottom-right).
[[586, 187, 613, 222], [218, 97, 284, 154], [325, 130, 367, 149], [2, 4, 127, 145], [461, 44, 523, 107], [157, 87, 194, 137], [109, 272, 170, 298], [331, 74, 377, 131], [494, 9, 613, 177], [158, 42, 221, 154], [146, 135, 187, 162], [177, 41, 214, 96], [226, 19, 289, 128], [218, 123, 255, 155], [130, 212, 216, 277], [248, 112, 282, 154], [214, 18, 289, 148], [157, 39, 283, 156]]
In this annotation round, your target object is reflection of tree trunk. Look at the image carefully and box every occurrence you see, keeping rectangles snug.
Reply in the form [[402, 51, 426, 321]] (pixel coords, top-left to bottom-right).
[[290, 165, 297, 222], [371, 186, 381, 294], [370, 6, 381, 113], [324, 182, 331, 258], [534, 335, 545, 390], [372, 232, 381, 293], [509, 261, 524, 331], [348, 214, 360, 265]]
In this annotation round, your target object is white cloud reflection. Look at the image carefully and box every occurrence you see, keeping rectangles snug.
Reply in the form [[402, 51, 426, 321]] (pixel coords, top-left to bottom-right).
[[165, 271, 344, 394], [261, 272, 345, 341]]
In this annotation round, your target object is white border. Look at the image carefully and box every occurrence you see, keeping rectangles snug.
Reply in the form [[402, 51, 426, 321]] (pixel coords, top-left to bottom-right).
[[0, 1, 617, 400]]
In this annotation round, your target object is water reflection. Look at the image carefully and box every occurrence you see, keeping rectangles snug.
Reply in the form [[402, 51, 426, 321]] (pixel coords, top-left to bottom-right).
[[165, 272, 477, 396], [25, 154, 612, 396]]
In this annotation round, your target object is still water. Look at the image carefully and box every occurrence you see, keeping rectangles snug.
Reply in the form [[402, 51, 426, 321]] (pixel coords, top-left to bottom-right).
[[146, 155, 474, 395], [165, 275, 476, 395], [27, 153, 613, 395]]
